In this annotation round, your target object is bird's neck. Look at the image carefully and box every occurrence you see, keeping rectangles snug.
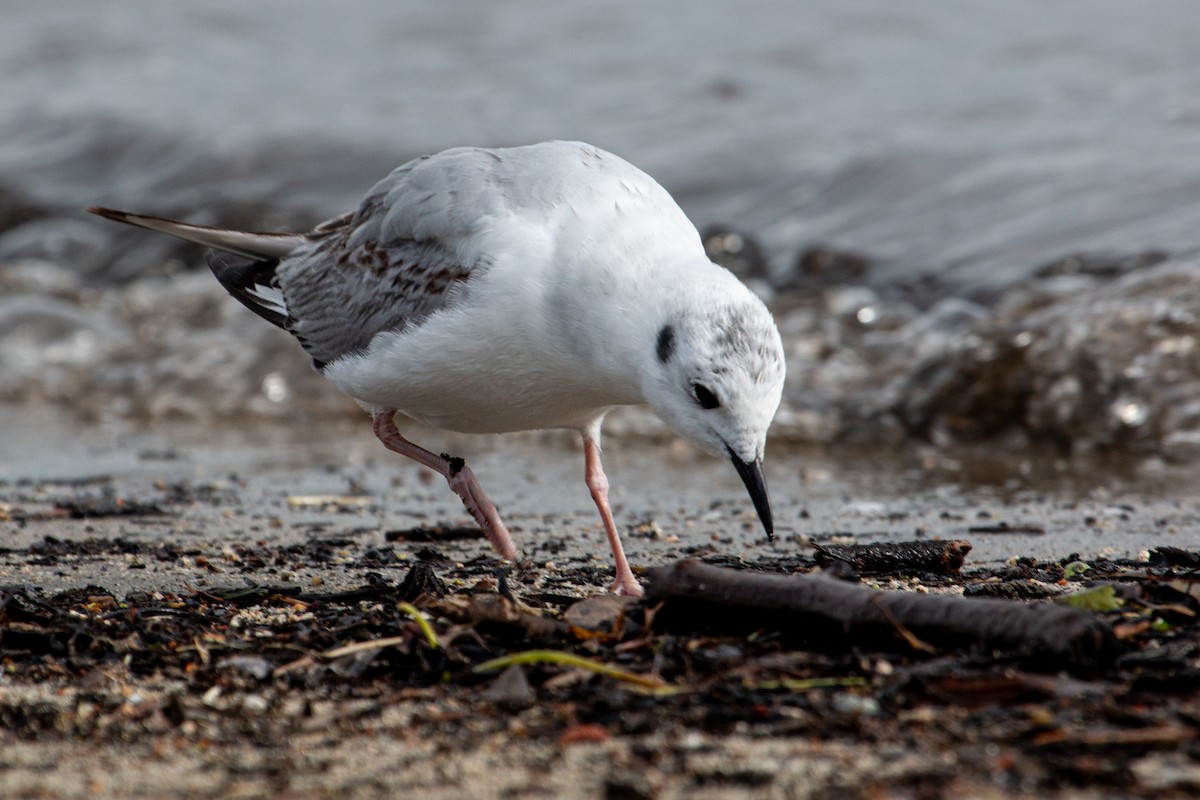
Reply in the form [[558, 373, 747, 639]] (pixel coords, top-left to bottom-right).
[[552, 257, 737, 405]]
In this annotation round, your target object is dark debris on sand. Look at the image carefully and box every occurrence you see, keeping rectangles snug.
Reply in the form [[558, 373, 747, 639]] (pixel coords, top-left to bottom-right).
[[3, 532, 1200, 798]]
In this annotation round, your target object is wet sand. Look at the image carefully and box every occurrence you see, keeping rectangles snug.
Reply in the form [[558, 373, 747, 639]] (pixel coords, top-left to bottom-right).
[[3, 405, 1200, 798], [4, 406, 1196, 597]]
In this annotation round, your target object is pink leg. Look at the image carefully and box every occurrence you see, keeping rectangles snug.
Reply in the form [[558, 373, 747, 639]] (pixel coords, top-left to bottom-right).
[[582, 431, 643, 597], [372, 411, 521, 562]]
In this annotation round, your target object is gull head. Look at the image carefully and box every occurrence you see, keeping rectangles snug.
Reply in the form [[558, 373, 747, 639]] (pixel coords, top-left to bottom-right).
[[642, 291, 786, 538]]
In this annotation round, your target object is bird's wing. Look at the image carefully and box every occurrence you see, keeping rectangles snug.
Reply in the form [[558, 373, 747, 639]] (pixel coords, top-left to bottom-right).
[[93, 142, 667, 371], [275, 150, 507, 369], [86, 207, 306, 259], [88, 205, 319, 330], [279, 232, 478, 369]]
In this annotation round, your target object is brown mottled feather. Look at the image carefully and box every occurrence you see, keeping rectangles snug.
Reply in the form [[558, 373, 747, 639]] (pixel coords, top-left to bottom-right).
[[274, 220, 478, 369]]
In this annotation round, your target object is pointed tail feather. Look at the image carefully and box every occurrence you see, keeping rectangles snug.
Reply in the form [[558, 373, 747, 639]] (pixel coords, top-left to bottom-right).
[[86, 207, 304, 260]]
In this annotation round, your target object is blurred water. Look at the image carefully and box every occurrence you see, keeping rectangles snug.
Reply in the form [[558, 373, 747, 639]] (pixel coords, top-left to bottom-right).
[[3, 0, 1200, 458]]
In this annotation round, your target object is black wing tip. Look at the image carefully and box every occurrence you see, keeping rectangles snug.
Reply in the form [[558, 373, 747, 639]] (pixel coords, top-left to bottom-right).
[[87, 206, 177, 229], [87, 206, 129, 222], [205, 251, 290, 330]]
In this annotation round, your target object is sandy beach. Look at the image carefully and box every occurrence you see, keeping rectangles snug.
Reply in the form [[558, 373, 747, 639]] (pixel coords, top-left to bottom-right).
[[3, 408, 1200, 798]]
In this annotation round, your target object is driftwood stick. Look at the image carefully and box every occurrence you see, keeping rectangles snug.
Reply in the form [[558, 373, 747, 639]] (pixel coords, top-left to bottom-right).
[[813, 539, 972, 576], [644, 559, 1115, 663]]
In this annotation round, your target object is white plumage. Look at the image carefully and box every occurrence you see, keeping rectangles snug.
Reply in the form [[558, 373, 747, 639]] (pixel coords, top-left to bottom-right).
[[89, 140, 786, 596]]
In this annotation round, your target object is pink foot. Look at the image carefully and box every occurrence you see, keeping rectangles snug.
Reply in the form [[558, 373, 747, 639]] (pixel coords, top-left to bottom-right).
[[583, 426, 643, 597], [372, 411, 520, 562]]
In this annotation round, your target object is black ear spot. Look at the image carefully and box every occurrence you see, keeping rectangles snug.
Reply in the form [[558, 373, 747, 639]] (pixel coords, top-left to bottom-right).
[[656, 324, 676, 363]]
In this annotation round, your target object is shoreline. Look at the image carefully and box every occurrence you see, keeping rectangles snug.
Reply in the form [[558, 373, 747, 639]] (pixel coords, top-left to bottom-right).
[[3, 408, 1199, 798]]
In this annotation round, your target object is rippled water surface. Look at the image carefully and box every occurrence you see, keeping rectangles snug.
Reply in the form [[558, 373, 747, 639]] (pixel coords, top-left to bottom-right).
[[4, 0, 1200, 459]]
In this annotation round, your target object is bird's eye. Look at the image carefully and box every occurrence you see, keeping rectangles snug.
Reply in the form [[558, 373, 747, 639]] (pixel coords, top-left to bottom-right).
[[692, 383, 720, 410]]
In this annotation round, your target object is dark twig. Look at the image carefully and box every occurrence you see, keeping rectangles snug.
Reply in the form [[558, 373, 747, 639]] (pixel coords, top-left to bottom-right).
[[813, 539, 972, 575], [645, 559, 1116, 665]]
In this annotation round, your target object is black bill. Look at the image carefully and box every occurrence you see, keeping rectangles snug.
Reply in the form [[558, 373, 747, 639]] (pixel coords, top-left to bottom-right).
[[728, 448, 773, 541]]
